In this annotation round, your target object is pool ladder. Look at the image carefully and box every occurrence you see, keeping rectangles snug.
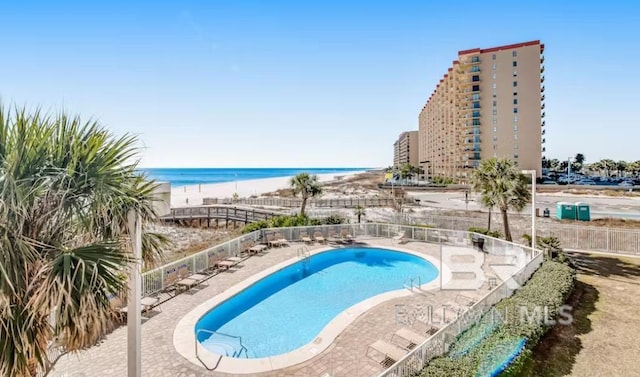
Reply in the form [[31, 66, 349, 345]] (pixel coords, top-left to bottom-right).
[[404, 276, 422, 291], [298, 246, 311, 264], [195, 329, 249, 370]]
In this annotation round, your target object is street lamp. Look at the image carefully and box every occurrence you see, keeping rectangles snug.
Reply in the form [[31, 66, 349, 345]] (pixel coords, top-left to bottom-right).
[[522, 170, 536, 250]]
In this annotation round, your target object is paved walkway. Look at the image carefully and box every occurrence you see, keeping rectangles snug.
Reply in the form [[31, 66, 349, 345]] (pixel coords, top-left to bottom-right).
[[50, 238, 503, 377]]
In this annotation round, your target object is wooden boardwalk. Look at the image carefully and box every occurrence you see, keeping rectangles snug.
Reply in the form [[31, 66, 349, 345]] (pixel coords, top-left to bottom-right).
[[161, 205, 288, 227]]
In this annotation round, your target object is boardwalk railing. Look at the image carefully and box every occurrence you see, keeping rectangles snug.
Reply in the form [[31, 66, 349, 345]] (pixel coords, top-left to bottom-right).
[[202, 197, 407, 208], [378, 241, 543, 377], [161, 205, 288, 225]]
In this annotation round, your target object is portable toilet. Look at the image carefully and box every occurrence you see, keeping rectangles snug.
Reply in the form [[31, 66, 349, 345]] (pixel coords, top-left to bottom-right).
[[575, 202, 591, 221], [556, 202, 576, 220]]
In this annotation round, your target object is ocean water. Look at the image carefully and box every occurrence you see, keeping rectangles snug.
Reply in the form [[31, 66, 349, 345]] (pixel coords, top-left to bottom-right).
[[140, 168, 369, 187], [195, 247, 438, 358]]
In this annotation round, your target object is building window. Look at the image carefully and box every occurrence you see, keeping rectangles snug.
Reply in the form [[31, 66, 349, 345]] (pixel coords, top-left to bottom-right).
[[473, 101, 480, 108], [512, 51, 517, 57], [513, 98, 518, 105], [514, 143, 519, 149], [493, 126, 497, 132], [513, 70, 517, 77], [492, 83, 497, 89], [493, 109, 497, 115], [492, 54, 496, 60], [492, 73, 496, 79], [493, 136, 498, 141], [513, 125, 518, 131], [513, 61, 517, 67], [514, 115, 518, 121], [493, 100, 497, 106], [513, 91, 518, 96], [513, 107, 518, 113], [472, 56, 480, 63], [492, 63, 497, 70], [514, 134, 518, 140], [471, 65, 480, 72], [472, 93, 480, 100], [513, 81, 518, 87], [472, 85, 480, 91], [472, 75, 480, 82], [514, 154, 519, 159]]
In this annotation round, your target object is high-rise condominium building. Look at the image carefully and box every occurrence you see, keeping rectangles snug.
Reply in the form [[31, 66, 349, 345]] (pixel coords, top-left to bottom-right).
[[418, 40, 545, 180], [393, 131, 419, 168]]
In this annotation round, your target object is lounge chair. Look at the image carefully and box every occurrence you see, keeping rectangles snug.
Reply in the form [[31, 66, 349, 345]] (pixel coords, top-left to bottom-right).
[[266, 234, 282, 248], [327, 230, 343, 244], [341, 229, 354, 243], [110, 295, 161, 316], [176, 266, 199, 291], [274, 232, 289, 246], [392, 231, 408, 244], [366, 339, 408, 367], [313, 231, 326, 243], [299, 232, 313, 244], [391, 327, 427, 350], [248, 242, 267, 254]]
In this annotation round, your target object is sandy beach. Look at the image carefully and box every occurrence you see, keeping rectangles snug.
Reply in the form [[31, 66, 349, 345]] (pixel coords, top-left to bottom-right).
[[170, 171, 369, 207]]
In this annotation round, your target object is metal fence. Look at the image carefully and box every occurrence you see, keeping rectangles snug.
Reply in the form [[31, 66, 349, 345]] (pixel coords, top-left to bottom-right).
[[388, 212, 640, 256], [378, 241, 543, 377]]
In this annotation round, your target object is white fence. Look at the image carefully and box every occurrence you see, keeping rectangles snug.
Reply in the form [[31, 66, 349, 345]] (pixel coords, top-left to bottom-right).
[[388, 212, 640, 256], [378, 242, 543, 377]]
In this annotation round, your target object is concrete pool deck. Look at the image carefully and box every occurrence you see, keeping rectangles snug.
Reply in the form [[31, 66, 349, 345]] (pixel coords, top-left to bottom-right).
[[50, 238, 507, 377]]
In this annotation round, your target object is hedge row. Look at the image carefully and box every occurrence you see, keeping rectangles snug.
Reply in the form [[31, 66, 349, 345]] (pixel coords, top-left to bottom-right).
[[420, 261, 575, 377], [240, 214, 346, 233]]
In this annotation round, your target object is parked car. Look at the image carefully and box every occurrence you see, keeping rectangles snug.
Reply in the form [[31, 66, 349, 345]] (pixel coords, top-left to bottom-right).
[[619, 181, 634, 187], [542, 180, 558, 185], [576, 180, 596, 185]]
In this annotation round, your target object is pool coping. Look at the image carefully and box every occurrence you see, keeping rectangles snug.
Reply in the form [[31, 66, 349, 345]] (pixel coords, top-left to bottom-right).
[[172, 242, 452, 375]]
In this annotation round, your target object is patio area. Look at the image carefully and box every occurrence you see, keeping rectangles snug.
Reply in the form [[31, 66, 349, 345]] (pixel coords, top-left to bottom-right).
[[50, 234, 514, 377]]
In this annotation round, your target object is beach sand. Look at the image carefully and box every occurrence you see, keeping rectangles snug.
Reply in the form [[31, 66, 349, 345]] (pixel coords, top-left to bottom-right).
[[170, 171, 368, 207]]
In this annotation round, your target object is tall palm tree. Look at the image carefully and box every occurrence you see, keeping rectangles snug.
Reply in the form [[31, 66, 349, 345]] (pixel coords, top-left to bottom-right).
[[353, 205, 366, 223], [616, 160, 628, 177], [0, 105, 165, 377], [470, 158, 531, 241], [574, 153, 585, 166], [290, 173, 322, 216]]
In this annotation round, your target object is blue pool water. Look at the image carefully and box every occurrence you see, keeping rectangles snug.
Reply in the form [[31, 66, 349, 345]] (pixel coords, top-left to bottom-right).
[[195, 247, 439, 358]]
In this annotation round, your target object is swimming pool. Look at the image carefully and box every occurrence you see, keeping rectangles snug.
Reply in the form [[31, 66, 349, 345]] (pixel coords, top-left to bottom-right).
[[194, 247, 439, 359]]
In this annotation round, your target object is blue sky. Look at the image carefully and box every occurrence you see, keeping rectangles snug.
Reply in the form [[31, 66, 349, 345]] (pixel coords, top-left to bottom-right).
[[1, 1, 638, 168]]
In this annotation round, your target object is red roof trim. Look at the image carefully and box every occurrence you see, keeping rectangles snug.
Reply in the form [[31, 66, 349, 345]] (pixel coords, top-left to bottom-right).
[[459, 40, 541, 55]]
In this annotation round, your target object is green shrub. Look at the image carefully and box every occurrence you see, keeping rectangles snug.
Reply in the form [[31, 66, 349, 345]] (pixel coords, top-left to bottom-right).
[[419, 261, 575, 376], [240, 214, 346, 233], [468, 227, 503, 239]]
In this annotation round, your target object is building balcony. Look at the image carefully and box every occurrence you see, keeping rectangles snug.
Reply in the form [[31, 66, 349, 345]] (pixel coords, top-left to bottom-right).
[[541, 65, 545, 74], [542, 120, 546, 127], [542, 138, 546, 144], [541, 94, 545, 101], [541, 111, 546, 118], [542, 129, 546, 135], [541, 103, 545, 110], [542, 147, 546, 153], [541, 55, 545, 64], [541, 75, 545, 83], [541, 85, 545, 92]]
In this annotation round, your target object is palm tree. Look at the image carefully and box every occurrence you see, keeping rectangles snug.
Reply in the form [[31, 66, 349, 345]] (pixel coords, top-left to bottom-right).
[[290, 173, 322, 216], [0, 105, 166, 377], [599, 159, 616, 177], [616, 160, 628, 177], [574, 153, 585, 166], [470, 158, 531, 242], [353, 205, 366, 223]]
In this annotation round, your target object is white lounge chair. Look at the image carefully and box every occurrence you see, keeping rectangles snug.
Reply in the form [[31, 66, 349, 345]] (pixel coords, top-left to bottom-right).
[[366, 340, 408, 367], [392, 231, 408, 244], [391, 327, 427, 349]]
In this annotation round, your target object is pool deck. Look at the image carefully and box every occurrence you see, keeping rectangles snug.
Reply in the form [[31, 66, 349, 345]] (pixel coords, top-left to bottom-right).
[[50, 237, 505, 377]]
